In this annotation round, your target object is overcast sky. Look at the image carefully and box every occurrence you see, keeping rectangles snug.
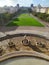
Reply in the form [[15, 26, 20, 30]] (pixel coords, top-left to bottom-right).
[[0, 0, 49, 7]]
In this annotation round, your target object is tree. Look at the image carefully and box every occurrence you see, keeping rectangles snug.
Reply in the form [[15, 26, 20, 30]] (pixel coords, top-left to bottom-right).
[[28, 8, 32, 13]]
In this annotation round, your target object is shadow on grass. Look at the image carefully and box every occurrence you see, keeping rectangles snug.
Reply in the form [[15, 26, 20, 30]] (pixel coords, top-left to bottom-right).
[[7, 17, 19, 27], [0, 18, 19, 32], [7, 23, 19, 27], [13, 17, 19, 21], [0, 19, 19, 32]]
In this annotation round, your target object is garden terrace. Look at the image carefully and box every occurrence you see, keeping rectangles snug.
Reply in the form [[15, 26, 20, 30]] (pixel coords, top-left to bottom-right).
[[7, 14, 44, 27]]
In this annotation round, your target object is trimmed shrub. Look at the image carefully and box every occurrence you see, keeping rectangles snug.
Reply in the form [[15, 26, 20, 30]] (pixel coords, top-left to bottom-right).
[[32, 12, 49, 22], [46, 16, 49, 22]]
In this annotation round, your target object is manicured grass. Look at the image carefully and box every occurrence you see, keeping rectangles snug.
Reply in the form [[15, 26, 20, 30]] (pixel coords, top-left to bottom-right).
[[7, 14, 44, 27]]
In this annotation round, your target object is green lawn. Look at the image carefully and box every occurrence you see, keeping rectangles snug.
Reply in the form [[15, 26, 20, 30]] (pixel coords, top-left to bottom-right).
[[7, 14, 44, 27]]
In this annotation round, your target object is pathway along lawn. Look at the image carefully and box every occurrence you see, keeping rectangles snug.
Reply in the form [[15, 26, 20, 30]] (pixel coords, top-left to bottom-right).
[[7, 14, 44, 27]]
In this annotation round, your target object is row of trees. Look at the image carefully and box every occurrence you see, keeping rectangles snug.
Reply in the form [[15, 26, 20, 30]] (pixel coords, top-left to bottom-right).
[[0, 7, 29, 26], [0, 9, 21, 26], [30, 3, 49, 22], [0, 13, 11, 25], [32, 11, 49, 22], [0, 13, 13, 25]]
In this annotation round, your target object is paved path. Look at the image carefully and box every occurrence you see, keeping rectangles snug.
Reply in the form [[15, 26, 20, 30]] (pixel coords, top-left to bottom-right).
[[30, 14, 49, 27], [0, 26, 49, 39]]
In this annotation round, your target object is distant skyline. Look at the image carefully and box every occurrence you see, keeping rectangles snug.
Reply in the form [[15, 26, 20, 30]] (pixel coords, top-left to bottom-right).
[[0, 0, 49, 7]]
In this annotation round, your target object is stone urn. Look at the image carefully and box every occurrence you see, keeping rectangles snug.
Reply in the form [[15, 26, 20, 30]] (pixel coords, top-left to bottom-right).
[[22, 35, 29, 46], [8, 41, 15, 48]]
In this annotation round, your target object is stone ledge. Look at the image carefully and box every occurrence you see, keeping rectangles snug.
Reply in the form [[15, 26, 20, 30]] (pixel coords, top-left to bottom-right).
[[0, 32, 49, 41], [0, 30, 49, 39], [0, 51, 49, 62]]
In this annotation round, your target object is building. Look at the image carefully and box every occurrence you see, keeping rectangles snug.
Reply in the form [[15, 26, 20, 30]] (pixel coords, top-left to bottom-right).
[[0, 7, 6, 13], [46, 8, 49, 14], [40, 7, 46, 13], [0, 4, 20, 14], [9, 6, 16, 13], [31, 5, 49, 14]]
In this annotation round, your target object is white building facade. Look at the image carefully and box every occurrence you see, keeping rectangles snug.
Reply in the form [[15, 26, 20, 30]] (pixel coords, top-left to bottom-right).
[[31, 6, 49, 14]]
